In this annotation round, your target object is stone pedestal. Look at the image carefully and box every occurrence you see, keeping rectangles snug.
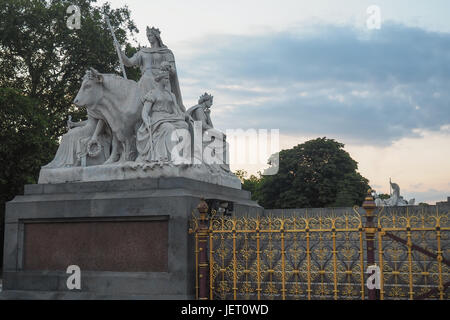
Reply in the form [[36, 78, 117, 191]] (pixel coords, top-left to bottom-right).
[[38, 163, 242, 190], [1, 177, 261, 299]]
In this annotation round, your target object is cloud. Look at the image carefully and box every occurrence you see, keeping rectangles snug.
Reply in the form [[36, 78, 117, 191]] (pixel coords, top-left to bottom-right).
[[177, 22, 450, 145], [402, 188, 450, 205], [410, 183, 424, 190]]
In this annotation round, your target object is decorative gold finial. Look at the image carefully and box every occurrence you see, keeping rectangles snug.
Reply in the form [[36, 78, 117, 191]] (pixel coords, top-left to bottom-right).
[[197, 198, 209, 215], [363, 188, 376, 213]]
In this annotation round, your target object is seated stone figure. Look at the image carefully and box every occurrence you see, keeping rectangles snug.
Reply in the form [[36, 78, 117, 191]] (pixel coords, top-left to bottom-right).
[[187, 93, 230, 171], [136, 70, 189, 163], [43, 112, 111, 168], [187, 92, 214, 131]]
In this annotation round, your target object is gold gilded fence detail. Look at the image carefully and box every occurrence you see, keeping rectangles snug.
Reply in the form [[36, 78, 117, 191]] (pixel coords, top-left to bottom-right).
[[377, 207, 450, 300], [190, 201, 449, 300], [191, 210, 366, 300]]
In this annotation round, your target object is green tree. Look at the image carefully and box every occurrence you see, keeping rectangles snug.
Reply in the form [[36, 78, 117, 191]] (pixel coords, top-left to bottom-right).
[[234, 169, 262, 200], [255, 137, 370, 209], [234, 169, 247, 182], [0, 0, 139, 271], [0, 88, 58, 271], [418, 202, 430, 207], [0, 88, 56, 202]]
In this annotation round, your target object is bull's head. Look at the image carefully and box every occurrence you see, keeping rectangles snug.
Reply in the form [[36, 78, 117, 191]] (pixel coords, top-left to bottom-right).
[[73, 67, 104, 107]]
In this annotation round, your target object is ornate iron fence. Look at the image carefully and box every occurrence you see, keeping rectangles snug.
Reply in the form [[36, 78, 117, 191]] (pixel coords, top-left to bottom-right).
[[376, 206, 449, 299], [189, 193, 449, 300]]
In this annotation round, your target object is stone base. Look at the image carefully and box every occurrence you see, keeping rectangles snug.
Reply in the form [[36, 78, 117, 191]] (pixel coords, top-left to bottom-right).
[[38, 162, 241, 189], [1, 177, 261, 300]]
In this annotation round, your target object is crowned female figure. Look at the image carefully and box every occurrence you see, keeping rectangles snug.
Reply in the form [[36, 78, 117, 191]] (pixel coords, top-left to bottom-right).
[[187, 93, 230, 172], [186, 93, 214, 130], [120, 26, 185, 111], [136, 69, 189, 163]]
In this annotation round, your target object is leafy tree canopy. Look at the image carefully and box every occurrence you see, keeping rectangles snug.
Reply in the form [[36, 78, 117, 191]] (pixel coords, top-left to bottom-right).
[[0, 87, 57, 270], [377, 193, 390, 200], [235, 169, 262, 199], [238, 137, 370, 209], [0, 88, 56, 204]]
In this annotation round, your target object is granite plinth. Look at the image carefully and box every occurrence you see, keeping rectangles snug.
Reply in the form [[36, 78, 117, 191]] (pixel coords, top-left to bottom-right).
[[1, 177, 261, 299]]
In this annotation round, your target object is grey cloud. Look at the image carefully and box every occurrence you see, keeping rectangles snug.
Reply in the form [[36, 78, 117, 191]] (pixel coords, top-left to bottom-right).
[[178, 22, 450, 145], [402, 189, 450, 205]]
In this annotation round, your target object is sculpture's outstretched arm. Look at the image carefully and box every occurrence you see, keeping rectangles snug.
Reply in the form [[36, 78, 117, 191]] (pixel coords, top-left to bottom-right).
[[120, 50, 140, 67]]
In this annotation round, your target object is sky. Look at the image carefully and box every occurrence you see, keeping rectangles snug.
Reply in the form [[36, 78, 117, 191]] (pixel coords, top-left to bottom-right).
[[97, 0, 450, 204]]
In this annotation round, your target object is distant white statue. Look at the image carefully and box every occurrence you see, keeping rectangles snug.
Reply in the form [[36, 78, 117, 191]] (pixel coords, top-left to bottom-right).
[[375, 179, 415, 206]]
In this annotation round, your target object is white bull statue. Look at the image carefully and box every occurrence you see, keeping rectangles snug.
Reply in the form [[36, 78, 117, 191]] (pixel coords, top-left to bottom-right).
[[73, 68, 144, 163]]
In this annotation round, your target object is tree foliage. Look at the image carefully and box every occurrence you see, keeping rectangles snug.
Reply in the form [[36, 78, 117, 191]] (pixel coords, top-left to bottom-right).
[[238, 138, 370, 209], [235, 169, 262, 199], [0, 88, 56, 204], [0, 88, 58, 271]]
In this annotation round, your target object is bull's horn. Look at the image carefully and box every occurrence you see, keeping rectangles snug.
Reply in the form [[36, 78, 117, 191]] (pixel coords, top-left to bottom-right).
[[88, 67, 103, 83]]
